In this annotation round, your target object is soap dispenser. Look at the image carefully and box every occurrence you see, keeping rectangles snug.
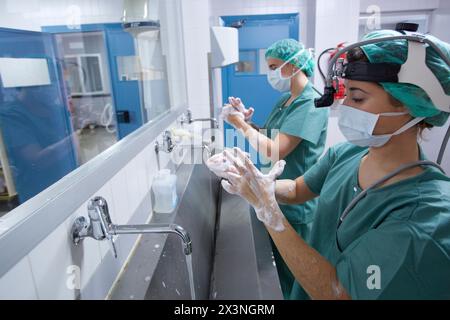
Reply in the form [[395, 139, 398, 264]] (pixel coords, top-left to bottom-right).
[[152, 169, 178, 213]]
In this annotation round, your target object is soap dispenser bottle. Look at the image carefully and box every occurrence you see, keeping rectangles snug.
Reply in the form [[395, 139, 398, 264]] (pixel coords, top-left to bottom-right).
[[152, 169, 178, 213]]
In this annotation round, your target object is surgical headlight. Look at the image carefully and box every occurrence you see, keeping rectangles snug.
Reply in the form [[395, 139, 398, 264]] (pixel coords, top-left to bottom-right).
[[315, 29, 450, 113]]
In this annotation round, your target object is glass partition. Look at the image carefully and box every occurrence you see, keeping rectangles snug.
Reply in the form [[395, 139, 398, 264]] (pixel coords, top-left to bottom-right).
[[0, 0, 188, 218]]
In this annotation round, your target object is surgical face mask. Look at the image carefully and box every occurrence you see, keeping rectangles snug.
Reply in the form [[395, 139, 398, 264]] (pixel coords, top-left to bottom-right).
[[337, 104, 425, 147], [267, 49, 311, 92]]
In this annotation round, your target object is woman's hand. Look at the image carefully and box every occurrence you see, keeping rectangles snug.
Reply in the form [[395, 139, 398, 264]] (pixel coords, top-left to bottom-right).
[[221, 147, 286, 231], [220, 97, 254, 128], [220, 104, 245, 127], [228, 97, 254, 121]]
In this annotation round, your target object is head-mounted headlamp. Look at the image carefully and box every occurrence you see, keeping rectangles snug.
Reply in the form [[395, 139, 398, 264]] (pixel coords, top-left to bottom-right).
[[315, 25, 450, 113]]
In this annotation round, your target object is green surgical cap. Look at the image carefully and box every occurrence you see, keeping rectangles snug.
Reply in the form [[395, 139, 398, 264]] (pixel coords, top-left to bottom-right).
[[360, 30, 450, 126], [265, 39, 315, 77]]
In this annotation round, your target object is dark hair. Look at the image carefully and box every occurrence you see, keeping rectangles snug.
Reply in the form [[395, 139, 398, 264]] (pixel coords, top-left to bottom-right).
[[346, 47, 433, 135]]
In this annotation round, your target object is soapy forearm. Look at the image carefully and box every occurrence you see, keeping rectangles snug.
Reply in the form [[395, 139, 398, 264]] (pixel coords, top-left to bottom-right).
[[275, 180, 297, 204], [266, 218, 351, 300], [234, 119, 280, 162], [275, 177, 318, 204]]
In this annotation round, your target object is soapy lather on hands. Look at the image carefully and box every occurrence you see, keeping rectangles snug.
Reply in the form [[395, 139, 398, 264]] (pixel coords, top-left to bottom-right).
[[220, 97, 254, 124], [206, 147, 286, 232]]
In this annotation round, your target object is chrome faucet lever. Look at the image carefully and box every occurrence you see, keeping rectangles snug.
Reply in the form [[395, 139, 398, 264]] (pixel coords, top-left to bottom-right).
[[88, 197, 118, 258]]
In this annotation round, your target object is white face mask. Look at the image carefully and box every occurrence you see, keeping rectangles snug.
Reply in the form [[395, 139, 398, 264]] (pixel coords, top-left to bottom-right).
[[267, 48, 312, 92], [337, 104, 425, 147]]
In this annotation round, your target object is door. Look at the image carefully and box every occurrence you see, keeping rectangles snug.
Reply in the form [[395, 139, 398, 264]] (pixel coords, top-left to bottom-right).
[[42, 23, 144, 140], [221, 14, 299, 167], [104, 25, 144, 138]]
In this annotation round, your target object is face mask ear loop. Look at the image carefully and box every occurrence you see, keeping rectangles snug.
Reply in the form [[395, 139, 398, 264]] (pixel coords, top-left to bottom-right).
[[278, 49, 305, 78], [378, 111, 410, 117], [280, 48, 314, 80], [392, 116, 426, 136]]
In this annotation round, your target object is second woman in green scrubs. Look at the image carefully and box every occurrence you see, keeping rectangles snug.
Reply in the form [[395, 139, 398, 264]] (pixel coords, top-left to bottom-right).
[[221, 39, 329, 298]]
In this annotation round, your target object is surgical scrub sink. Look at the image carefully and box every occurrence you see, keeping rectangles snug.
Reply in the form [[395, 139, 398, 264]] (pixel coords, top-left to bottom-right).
[[108, 154, 283, 300]]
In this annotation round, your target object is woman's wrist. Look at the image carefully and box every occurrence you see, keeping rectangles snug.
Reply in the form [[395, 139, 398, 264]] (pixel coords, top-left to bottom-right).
[[254, 198, 285, 232], [232, 116, 249, 131]]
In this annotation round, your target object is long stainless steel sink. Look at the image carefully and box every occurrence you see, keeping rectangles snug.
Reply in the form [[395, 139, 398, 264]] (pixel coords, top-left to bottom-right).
[[108, 153, 282, 300]]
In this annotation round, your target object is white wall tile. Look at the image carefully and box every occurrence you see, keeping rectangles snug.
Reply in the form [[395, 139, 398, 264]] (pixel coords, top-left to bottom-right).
[[125, 158, 143, 215], [359, 0, 440, 12], [135, 151, 150, 196], [0, 0, 124, 31], [64, 209, 103, 292], [109, 168, 131, 226], [28, 222, 78, 299], [0, 256, 38, 299]]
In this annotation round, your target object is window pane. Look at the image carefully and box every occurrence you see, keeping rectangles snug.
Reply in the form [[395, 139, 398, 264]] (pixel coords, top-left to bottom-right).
[[81, 55, 104, 93], [0, 0, 188, 219], [64, 57, 83, 93], [259, 49, 270, 75], [235, 50, 257, 74]]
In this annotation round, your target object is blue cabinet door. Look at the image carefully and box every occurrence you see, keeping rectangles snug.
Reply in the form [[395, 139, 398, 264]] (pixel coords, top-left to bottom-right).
[[104, 25, 144, 138], [42, 23, 144, 139], [0, 28, 78, 203]]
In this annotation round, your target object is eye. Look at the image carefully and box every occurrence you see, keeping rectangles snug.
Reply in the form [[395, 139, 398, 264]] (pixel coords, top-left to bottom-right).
[[352, 98, 364, 103]]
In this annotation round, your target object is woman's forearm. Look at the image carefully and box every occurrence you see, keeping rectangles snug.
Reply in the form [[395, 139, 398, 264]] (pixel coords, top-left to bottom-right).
[[266, 210, 351, 300], [275, 177, 318, 204], [275, 180, 297, 204], [234, 119, 278, 162]]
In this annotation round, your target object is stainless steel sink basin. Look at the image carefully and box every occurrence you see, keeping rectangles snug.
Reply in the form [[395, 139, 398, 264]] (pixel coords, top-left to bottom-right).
[[108, 153, 282, 300]]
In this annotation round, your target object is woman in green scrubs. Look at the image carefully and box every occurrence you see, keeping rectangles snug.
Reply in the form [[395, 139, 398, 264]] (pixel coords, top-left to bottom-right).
[[222, 39, 329, 299], [218, 30, 450, 299]]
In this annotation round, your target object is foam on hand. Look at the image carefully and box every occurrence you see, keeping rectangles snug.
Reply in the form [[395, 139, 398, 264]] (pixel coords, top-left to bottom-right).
[[205, 151, 240, 179]]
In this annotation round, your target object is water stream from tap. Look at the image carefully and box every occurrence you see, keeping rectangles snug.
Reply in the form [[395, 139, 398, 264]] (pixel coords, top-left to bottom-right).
[[185, 254, 196, 300]]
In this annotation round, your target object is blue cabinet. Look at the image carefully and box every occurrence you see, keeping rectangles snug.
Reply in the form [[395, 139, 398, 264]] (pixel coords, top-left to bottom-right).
[[0, 28, 78, 203]]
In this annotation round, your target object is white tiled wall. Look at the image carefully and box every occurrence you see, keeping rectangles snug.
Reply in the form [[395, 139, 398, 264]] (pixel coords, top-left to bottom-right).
[[0, 256, 38, 299], [0, 121, 180, 299], [0, 0, 124, 31], [182, 0, 212, 122], [359, 0, 440, 13]]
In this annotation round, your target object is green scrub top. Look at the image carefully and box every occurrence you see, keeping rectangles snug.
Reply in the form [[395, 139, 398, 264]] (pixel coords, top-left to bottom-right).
[[291, 142, 450, 300], [263, 81, 329, 225]]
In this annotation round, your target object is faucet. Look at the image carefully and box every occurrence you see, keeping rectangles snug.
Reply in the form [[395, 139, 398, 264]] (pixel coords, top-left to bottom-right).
[[180, 109, 219, 129], [71, 197, 192, 257], [155, 130, 174, 154], [202, 143, 212, 158]]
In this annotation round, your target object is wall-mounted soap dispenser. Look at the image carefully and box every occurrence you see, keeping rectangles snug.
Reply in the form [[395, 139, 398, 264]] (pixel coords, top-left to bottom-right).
[[152, 169, 177, 213]]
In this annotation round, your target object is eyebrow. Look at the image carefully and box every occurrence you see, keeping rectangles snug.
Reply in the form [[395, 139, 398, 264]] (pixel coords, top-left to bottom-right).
[[348, 87, 370, 94]]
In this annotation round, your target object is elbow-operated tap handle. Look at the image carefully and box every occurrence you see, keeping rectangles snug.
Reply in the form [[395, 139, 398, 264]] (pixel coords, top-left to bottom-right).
[[108, 233, 118, 258], [88, 197, 118, 258], [71, 216, 89, 246]]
